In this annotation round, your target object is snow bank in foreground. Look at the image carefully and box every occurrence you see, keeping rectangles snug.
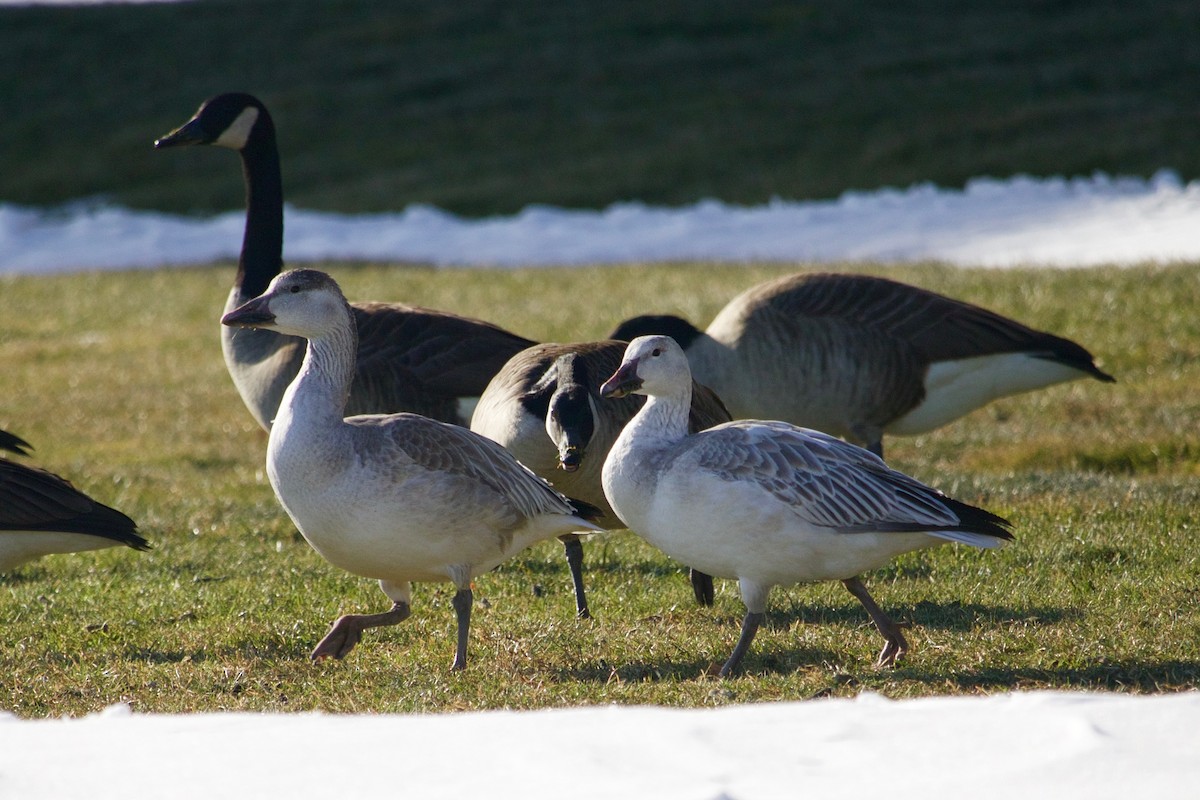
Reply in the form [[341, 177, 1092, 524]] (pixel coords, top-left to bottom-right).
[[2, 691, 1198, 799], [2, 690, 1200, 796], [3, 171, 1197, 275]]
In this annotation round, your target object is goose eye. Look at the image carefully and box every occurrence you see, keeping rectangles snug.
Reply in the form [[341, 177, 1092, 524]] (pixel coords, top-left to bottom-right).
[[651, 347, 662, 357], [289, 285, 301, 294]]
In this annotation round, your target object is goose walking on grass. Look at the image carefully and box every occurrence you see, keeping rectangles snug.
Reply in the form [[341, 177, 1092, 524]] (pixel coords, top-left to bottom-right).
[[599, 335, 1013, 676], [156, 93, 534, 432], [221, 269, 603, 670], [609, 272, 1114, 458], [471, 340, 733, 608], [0, 430, 149, 572]]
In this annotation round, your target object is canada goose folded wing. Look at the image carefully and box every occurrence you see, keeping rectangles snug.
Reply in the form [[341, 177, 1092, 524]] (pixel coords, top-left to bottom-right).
[[758, 272, 1115, 379], [347, 303, 535, 420], [0, 461, 142, 541], [0, 455, 149, 571]]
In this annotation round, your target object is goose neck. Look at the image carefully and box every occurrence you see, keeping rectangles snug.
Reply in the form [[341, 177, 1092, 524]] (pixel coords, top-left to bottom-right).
[[236, 138, 284, 299], [287, 315, 359, 420], [628, 387, 692, 444]]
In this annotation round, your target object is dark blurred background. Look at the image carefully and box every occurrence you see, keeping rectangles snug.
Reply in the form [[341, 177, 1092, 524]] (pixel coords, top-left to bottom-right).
[[2, 0, 1197, 216]]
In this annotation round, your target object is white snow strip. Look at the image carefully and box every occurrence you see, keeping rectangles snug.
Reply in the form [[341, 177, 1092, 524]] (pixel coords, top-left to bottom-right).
[[2, 171, 1197, 275]]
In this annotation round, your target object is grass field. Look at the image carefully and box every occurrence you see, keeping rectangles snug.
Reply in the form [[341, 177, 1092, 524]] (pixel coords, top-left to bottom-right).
[[2, 1, 1198, 215], [2, 260, 1198, 718]]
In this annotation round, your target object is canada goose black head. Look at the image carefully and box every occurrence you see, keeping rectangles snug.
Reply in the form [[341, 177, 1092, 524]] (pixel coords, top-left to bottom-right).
[[544, 353, 597, 473], [155, 92, 273, 152], [156, 92, 285, 299], [607, 314, 704, 351]]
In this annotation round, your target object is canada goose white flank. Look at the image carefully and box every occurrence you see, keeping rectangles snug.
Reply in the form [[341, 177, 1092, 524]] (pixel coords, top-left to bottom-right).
[[609, 272, 1114, 457], [600, 336, 1014, 676], [221, 269, 603, 670], [0, 430, 149, 572], [156, 92, 534, 431]]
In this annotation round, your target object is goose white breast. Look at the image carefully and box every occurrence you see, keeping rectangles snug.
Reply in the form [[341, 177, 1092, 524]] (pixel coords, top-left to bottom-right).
[[608, 272, 1114, 457], [0, 430, 149, 572], [156, 92, 535, 432], [222, 269, 602, 670], [599, 335, 1014, 676]]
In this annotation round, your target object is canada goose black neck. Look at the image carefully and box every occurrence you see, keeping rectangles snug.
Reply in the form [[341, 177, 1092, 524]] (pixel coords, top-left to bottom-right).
[[236, 107, 284, 300]]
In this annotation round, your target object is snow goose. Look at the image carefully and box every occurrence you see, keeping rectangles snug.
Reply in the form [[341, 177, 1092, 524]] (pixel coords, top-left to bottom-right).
[[609, 272, 1115, 457], [156, 93, 534, 431], [599, 335, 1013, 676], [221, 269, 603, 669], [0, 430, 149, 572], [471, 340, 733, 608]]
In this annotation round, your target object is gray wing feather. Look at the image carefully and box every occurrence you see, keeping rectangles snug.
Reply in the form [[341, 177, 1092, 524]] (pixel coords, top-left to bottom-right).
[[692, 421, 962, 532], [351, 414, 584, 521]]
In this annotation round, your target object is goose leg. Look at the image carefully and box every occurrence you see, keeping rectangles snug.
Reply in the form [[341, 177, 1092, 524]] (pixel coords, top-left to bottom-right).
[[851, 424, 884, 459], [841, 576, 907, 667], [451, 587, 473, 670], [690, 568, 715, 607], [561, 535, 591, 619], [311, 601, 411, 661], [719, 611, 764, 677]]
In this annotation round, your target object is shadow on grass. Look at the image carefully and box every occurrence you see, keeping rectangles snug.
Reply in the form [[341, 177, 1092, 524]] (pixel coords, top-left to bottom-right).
[[553, 646, 848, 684], [126, 637, 313, 664], [502, 553, 695, 580], [0, 568, 49, 585], [769, 598, 1081, 633], [907, 659, 1200, 692], [555, 600, 1086, 683]]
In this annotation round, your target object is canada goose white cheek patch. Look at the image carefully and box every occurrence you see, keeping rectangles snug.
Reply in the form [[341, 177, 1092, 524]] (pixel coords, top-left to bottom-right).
[[214, 107, 260, 150]]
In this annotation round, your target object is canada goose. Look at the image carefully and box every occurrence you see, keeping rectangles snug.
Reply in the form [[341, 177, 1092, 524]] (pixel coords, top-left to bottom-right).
[[221, 269, 603, 670], [470, 340, 733, 607], [599, 336, 1013, 676], [155, 92, 534, 431], [609, 272, 1114, 458], [0, 430, 149, 572]]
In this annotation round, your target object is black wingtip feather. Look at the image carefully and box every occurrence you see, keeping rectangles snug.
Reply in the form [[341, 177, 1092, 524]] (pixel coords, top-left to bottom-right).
[[566, 496, 605, 524], [940, 495, 1015, 541], [0, 430, 33, 457]]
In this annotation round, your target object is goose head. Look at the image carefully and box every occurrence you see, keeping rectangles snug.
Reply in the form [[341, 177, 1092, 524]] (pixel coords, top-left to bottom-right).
[[154, 92, 271, 152], [543, 353, 597, 473], [607, 314, 703, 350], [221, 269, 351, 339], [600, 335, 692, 400]]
